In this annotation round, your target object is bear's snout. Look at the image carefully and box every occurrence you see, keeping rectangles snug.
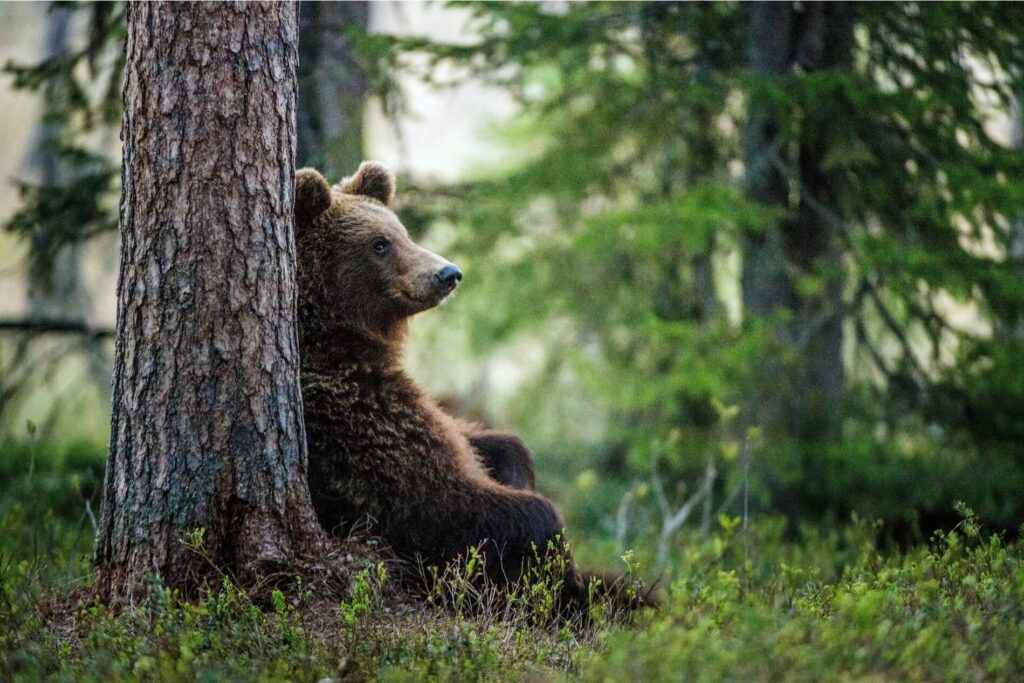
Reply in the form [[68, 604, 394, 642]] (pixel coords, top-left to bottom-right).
[[434, 264, 463, 293]]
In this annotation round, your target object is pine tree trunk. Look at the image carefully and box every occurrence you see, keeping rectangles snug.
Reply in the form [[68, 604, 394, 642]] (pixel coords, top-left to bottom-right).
[[1010, 96, 1024, 338], [742, 1, 796, 319], [297, 1, 368, 178], [788, 2, 853, 427], [742, 2, 851, 437], [742, 1, 797, 431], [28, 3, 84, 321], [95, 1, 325, 603]]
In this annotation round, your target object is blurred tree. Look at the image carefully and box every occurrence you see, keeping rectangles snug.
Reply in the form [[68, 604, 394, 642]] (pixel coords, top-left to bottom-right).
[[1014, 97, 1024, 338], [27, 3, 84, 321], [743, 3, 852, 439], [0, 2, 121, 437], [2, 1, 123, 278], [297, 1, 368, 177], [94, 2, 324, 601]]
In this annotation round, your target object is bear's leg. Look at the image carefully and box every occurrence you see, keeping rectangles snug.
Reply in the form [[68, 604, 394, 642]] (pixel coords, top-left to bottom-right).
[[484, 491, 589, 620], [459, 489, 589, 620], [467, 430, 536, 490], [396, 485, 588, 620]]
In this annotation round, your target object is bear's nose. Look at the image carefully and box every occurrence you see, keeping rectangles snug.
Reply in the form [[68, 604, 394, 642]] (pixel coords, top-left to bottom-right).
[[435, 264, 463, 290]]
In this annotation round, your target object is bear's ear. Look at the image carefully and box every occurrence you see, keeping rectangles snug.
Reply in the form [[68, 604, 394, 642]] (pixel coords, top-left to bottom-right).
[[295, 168, 332, 225], [338, 160, 395, 206]]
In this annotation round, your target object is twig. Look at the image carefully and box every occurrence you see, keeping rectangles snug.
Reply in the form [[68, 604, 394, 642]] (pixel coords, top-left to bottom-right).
[[83, 498, 97, 532], [652, 456, 716, 571], [0, 318, 114, 339], [614, 482, 640, 551], [713, 481, 744, 520], [741, 437, 750, 567], [700, 457, 715, 539], [854, 315, 893, 383], [861, 279, 931, 384]]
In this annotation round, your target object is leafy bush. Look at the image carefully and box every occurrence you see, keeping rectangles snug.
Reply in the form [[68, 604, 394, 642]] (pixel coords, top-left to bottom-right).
[[3, 442, 1022, 683], [584, 508, 1024, 682]]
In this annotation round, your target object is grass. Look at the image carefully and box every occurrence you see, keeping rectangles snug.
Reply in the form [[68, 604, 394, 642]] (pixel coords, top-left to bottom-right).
[[585, 512, 1024, 681], [2, 438, 1023, 681]]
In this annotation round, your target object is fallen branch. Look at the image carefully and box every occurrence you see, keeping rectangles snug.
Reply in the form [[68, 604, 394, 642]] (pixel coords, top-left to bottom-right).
[[0, 318, 114, 340]]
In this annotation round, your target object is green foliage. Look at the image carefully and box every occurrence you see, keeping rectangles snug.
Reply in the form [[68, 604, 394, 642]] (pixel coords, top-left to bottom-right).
[[0, 438, 104, 591], [339, 562, 387, 627], [584, 510, 1024, 682], [2, 2, 124, 276], [387, 1, 1024, 536], [773, 412, 1024, 535], [3, 445, 1023, 682]]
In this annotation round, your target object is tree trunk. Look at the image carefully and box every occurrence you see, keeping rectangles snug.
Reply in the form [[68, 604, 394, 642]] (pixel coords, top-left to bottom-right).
[[1011, 96, 1024, 338], [742, 1, 797, 432], [788, 2, 852, 432], [742, 1, 796, 318], [742, 2, 852, 437], [95, 1, 325, 603], [297, 1, 368, 178], [27, 3, 84, 321]]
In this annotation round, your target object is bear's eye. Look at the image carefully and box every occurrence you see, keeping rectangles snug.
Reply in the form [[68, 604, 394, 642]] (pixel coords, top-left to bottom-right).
[[372, 239, 391, 256]]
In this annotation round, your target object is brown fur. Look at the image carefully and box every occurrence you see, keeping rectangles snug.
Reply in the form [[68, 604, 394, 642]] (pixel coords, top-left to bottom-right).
[[295, 164, 587, 614], [463, 426, 537, 491]]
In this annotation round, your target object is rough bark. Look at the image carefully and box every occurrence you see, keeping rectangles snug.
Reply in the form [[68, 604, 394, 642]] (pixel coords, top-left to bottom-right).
[[95, 1, 324, 603], [742, 2, 852, 437], [297, 1, 368, 178]]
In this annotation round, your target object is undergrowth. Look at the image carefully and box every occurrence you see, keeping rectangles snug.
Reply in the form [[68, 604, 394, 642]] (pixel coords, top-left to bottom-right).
[[584, 507, 1024, 681], [1, 439, 1023, 681]]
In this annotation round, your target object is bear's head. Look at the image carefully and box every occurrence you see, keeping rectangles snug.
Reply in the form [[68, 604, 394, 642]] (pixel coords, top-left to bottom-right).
[[294, 162, 461, 360]]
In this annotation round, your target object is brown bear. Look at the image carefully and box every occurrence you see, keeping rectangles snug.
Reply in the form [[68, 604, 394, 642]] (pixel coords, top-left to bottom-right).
[[294, 161, 588, 613]]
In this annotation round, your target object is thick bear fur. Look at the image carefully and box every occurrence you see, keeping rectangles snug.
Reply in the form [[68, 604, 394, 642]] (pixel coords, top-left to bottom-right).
[[295, 162, 587, 612]]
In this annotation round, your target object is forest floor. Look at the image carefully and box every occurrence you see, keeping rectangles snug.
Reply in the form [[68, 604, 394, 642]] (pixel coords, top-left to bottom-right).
[[2, 440, 1023, 681]]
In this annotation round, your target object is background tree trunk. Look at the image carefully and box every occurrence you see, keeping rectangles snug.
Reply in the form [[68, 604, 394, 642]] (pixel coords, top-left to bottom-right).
[[1011, 96, 1024, 339], [95, 1, 324, 603], [742, 1, 797, 433], [27, 3, 83, 321], [297, 1, 368, 178], [742, 1, 851, 438], [787, 2, 852, 435]]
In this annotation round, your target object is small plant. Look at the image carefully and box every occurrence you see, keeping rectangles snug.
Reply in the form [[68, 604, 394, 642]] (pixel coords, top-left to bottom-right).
[[340, 561, 388, 627]]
